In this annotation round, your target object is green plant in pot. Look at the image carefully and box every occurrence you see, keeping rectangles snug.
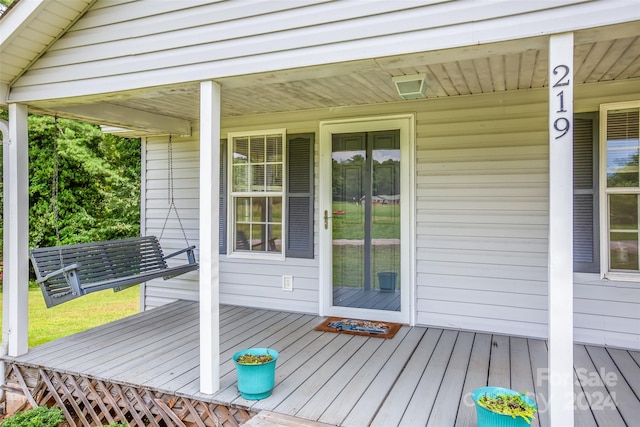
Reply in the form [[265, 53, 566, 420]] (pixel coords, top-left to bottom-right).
[[232, 348, 279, 400], [472, 387, 537, 426]]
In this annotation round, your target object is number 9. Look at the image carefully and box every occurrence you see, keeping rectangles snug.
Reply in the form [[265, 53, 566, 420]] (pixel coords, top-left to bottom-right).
[[554, 118, 569, 139]]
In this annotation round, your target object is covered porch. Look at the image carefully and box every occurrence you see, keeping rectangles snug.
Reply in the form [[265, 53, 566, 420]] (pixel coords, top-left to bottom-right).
[[3, 300, 639, 427]]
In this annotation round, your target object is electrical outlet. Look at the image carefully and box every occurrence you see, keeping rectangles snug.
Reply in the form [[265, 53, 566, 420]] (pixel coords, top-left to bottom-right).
[[282, 275, 293, 291]]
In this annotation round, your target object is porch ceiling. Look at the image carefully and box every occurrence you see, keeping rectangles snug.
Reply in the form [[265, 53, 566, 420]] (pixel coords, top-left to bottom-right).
[[23, 22, 640, 135]]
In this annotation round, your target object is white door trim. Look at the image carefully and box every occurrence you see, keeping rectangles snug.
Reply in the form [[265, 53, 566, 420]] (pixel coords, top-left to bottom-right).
[[319, 114, 415, 325]]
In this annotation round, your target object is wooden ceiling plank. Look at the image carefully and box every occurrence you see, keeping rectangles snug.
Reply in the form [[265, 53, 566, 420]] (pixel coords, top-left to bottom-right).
[[457, 59, 483, 94], [599, 37, 640, 81], [504, 53, 520, 91], [428, 63, 459, 96], [489, 55, 506, 92], [518, 50, 538, 89], [530, 50, 548, 89], [443, 62, 471, 95], [472, 57, 493, 94], [574, 40, 613, 83]]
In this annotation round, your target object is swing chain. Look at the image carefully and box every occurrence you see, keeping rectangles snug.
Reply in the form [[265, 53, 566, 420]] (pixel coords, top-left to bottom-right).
[[160, 135, 191, 246], [52, 117, 66, 270]]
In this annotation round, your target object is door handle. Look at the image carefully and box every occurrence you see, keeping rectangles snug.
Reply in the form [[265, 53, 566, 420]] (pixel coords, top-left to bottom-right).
[[324, 210, 332, 230]]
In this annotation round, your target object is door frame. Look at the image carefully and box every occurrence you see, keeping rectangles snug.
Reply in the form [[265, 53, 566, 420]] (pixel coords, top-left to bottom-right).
[[319, 114, 415, 325]]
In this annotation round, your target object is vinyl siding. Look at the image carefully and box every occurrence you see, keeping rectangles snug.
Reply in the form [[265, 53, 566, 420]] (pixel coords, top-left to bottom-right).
[[414, 89, 550, 338], [143, 80, 640, 349], [10, 0, 637, 101]]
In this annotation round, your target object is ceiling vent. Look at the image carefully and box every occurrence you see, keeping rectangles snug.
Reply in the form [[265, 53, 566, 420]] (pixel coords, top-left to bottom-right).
[[392, 73, 428, 100]]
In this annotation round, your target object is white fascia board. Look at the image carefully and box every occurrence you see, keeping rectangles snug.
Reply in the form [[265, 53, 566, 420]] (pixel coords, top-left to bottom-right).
[[0, 0, 46, 46], [56, 103, 191, 136]]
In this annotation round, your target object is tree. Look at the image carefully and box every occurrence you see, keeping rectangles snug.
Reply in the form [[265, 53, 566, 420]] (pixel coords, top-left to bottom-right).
[[0, 111, 141, 260]]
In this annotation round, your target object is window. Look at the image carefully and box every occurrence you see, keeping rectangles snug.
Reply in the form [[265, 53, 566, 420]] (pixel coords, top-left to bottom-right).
[[229, 130, 285, 256], [601, 102, 640, 279], [219, 132, 314, 258]]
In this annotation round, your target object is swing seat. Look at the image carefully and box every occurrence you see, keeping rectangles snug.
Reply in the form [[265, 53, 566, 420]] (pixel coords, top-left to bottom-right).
[[30, 236, 198, 308]]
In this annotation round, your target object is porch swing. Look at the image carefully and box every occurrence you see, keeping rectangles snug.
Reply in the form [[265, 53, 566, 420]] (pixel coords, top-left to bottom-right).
[[30, 132, 198, 308]]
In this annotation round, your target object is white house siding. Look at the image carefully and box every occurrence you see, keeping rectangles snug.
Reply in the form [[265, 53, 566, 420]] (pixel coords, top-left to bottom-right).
[[143, 80, 640, 349], [9, 0, 638, 102]]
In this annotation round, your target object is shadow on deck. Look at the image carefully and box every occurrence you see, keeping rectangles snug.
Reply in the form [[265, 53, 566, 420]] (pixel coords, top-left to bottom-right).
[[3, 300, 639, 426]]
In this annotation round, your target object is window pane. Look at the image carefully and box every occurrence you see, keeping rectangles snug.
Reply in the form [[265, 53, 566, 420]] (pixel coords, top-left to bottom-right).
[[266, 164, 283, 191], [269, 224, 282, 252], [233, 138, 249, 164], [269, 197, 282, 222], [610, 232, 638, 270], [607, 148, 639, 187], [609, 194, 639, 270], [252, 197, 266, 222], [607, 108, 640, 188], [233, 164, 248, 191], [250, 164, 265, 191], [236, 223, 251, 251], [266, 135, 283, 162], [250, 136, 265, 163], [610, 194, 638, 229], [235, 197, 251, 223]]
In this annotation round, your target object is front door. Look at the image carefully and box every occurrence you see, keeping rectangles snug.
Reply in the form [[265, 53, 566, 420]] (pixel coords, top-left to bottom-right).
[[320, 116, 413, 324]]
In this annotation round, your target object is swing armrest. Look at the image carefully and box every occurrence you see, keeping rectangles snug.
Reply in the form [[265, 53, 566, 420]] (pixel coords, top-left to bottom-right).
[[164, 246, 197, 263], [36, 263, 80, 284]]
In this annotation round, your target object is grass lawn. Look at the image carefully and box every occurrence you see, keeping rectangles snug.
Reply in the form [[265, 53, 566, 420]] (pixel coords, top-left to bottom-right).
[[0, 285, 140, 347]]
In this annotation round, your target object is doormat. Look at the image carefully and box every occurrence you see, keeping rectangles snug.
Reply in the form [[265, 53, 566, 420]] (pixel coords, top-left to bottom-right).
[[314, 317, 402, 339]]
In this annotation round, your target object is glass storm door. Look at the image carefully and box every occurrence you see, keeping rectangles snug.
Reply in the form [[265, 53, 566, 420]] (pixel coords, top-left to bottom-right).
[[330, 131, 401, 312]]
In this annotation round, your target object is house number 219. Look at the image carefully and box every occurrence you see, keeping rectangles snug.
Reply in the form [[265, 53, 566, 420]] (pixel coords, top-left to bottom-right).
[[552, 64, 570, 139]]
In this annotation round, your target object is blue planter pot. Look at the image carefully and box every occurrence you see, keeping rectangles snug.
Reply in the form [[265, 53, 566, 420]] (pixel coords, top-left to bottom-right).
[[233, 348, 279, 400], [472, 387, 537, 427]]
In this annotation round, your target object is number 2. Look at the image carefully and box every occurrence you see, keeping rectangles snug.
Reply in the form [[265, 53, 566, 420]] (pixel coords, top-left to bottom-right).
[[553, 65, 570, 87]]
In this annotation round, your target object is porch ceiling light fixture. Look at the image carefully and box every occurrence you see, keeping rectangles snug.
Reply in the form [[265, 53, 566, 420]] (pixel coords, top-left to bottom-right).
[[392, 73, 428, 100]]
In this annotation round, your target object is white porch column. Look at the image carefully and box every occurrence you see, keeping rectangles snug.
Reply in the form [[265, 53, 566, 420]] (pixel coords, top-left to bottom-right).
[[3, 104, 30, 357], [548, 33, 574, 426], [199, 81, 221, 394]]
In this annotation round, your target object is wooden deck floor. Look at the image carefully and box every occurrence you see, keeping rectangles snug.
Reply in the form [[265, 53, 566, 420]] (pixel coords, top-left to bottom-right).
[[6, 300, 640, 426]]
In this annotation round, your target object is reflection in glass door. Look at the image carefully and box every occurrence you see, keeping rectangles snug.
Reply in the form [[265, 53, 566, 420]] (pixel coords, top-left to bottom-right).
[[331, 131, 401, 312]]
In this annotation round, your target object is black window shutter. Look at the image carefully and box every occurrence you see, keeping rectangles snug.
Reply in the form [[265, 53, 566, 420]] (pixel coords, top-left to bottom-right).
[[573, 114, 599, 273], [286, 133, 314, 259], [219, 139, 227, 254]]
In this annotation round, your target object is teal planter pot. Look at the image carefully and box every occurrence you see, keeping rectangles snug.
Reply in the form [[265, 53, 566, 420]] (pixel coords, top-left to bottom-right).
[[233, 348, 279, 400], [472, 387, 537, 427]]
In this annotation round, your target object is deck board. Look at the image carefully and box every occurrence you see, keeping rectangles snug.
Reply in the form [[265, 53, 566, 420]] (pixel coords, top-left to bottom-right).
[[5, 300, 639, 427], [425, 331, 475, 427], [454, 333, 492, 427], [510, 337, 540, 427], [527, 339, 550, 427], [488, 334, 511, 389]]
